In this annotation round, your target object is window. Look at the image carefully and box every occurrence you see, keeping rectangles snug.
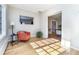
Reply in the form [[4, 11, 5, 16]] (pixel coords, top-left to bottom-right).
[[0, 5, 2, 34], [0, 5, 6, 40]]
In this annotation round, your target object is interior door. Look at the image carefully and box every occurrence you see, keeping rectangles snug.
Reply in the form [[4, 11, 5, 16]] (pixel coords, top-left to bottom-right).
[[52, 21, 56, 33]]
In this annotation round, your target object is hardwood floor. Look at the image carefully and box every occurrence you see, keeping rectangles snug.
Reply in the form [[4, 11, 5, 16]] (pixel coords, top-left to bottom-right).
[[4, 37, 79, 55], [48, 33, 61, 41], [4, 38, 43, 55]]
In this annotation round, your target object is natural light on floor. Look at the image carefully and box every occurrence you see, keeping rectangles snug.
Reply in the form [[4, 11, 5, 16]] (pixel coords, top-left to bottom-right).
[[30, 38, 65, 55]]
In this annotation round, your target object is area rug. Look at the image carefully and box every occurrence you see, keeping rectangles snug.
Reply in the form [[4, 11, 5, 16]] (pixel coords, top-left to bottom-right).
[[30, 38, 65, 55]]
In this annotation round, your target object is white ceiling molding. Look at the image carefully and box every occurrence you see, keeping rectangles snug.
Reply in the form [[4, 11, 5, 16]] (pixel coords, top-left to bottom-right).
[[8, 4, 58, 13]]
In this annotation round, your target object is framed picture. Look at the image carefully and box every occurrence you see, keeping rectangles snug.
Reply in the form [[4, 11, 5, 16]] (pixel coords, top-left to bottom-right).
[[20, 16, 34, 24]]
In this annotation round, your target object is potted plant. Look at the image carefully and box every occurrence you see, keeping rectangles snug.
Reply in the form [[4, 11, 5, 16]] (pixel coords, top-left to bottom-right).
[[36, 31, 43, 38]]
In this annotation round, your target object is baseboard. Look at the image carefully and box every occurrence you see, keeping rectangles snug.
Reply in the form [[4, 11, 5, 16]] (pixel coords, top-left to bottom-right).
[[3, 41, 9, 55], [71, 46, 79, 51]]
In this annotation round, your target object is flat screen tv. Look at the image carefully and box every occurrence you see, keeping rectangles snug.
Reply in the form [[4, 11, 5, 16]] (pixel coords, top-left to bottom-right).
[[20, 16, 33, 24]]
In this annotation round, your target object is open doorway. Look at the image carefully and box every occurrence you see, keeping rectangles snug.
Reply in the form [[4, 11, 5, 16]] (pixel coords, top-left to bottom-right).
[[48, 12, 62, 41]]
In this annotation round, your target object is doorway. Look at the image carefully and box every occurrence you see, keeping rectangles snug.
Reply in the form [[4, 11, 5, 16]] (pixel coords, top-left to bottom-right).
[[48, 12, 62, 40], [52, 20, 56, 34]]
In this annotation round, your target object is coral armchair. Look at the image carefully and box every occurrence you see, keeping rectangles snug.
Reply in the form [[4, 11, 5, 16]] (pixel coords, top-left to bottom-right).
[[17, 31, 30, 42]]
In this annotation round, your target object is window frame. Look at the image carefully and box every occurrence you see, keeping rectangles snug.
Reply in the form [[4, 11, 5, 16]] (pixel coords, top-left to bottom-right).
[[0, 5, 2, 34], [0, 5, 6, 41]]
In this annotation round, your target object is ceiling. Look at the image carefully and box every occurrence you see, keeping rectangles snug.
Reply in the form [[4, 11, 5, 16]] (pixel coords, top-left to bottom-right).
[[9, 4, 57, 13]]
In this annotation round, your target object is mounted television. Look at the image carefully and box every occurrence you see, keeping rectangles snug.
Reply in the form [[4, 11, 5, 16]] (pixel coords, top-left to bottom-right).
[[20, 16, 33, 24]]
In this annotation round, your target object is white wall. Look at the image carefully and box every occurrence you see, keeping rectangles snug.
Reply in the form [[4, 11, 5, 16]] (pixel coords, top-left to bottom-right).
[[60, 5, 79, 49], [62, 5, 72, 41], [64, 5, 79, 49], [8, 6, 40, 38]]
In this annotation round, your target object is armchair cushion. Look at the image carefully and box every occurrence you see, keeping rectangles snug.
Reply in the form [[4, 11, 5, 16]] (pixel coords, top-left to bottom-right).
[[17, 31, 30, 42]]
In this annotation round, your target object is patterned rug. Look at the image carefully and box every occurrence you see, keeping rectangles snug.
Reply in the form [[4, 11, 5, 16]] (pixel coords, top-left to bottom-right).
[[30, 38, 65, 55]]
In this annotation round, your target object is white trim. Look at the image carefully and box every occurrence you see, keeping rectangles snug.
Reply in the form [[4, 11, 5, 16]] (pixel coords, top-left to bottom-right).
[[71, 46, 79, 51], [2, 5, 6, 35]]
